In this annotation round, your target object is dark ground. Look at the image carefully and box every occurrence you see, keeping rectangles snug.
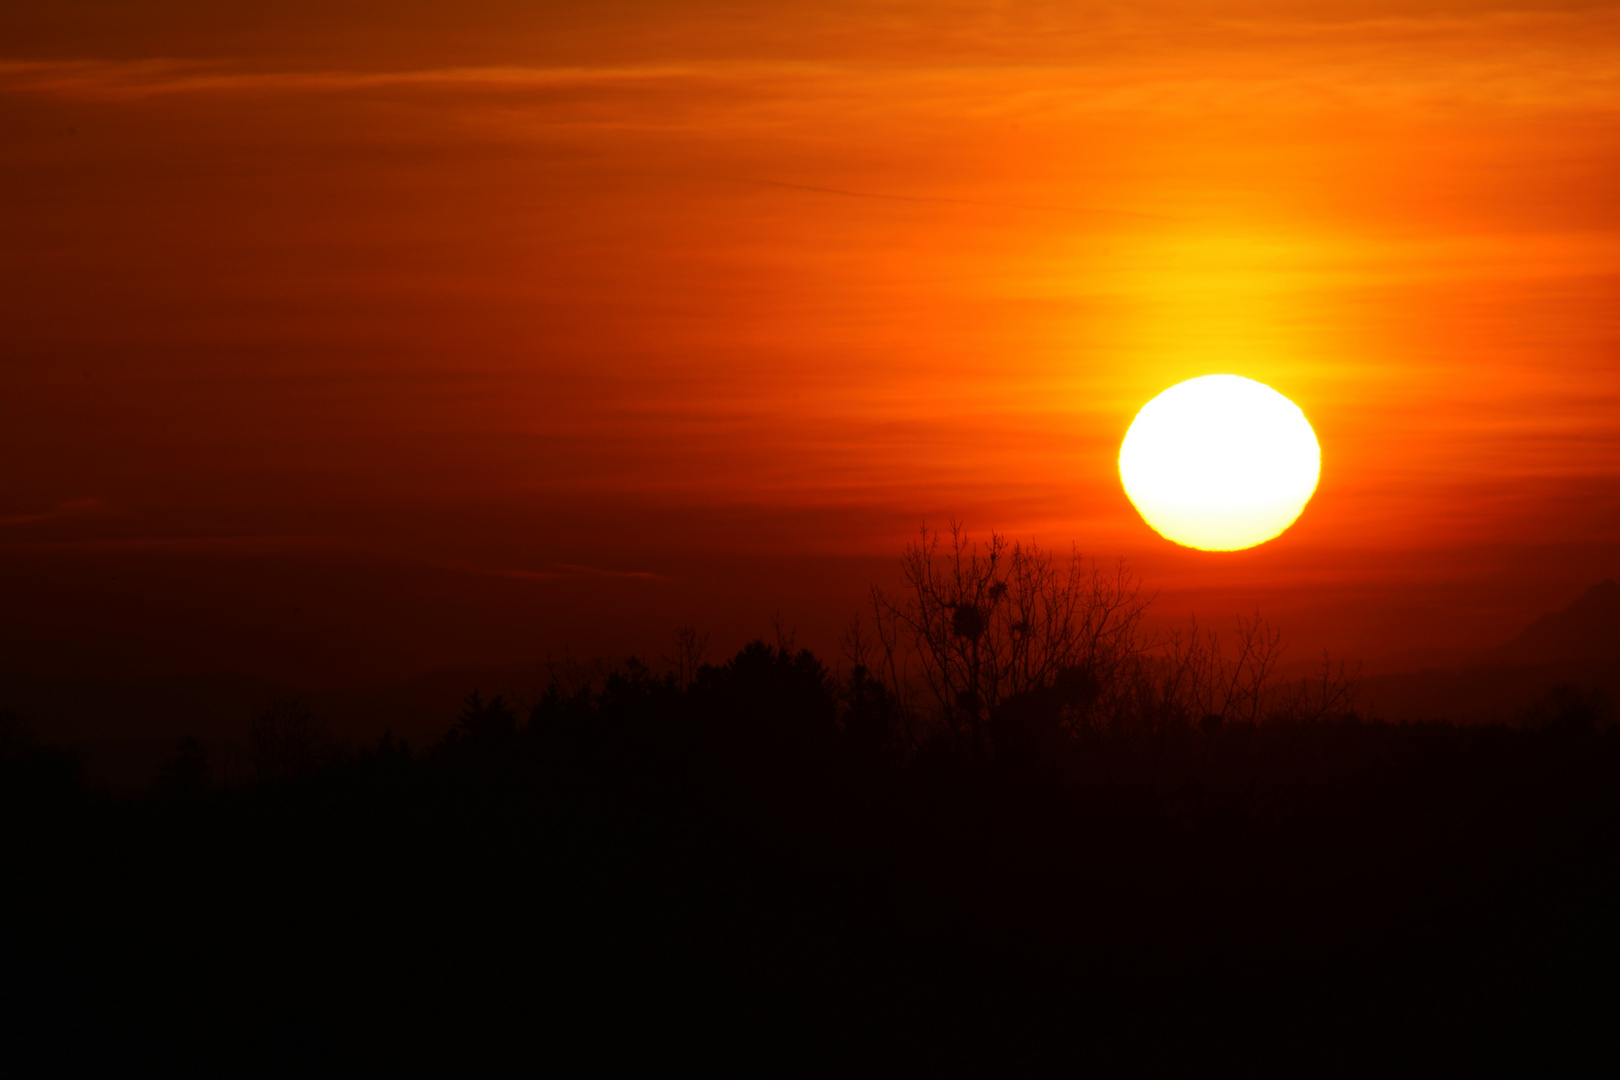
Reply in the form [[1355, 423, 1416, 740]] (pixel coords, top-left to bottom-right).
[[4, 644, 1619, 1075]]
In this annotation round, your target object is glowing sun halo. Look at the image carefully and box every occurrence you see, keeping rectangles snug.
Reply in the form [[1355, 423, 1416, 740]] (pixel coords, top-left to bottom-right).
[[1119, 375, 1320, 551]]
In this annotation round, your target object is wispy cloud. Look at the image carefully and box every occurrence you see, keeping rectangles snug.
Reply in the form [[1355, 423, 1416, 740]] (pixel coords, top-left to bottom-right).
[[0, 497, 108, 527], [697, 174, 1185, 222], [0, 529, 670, 581], [0, 532, 338, 552], [5, 12, 1620, 113], [449, 561, 671, 583], [552, 563, 669, 581], [0, 60, 723, 102]]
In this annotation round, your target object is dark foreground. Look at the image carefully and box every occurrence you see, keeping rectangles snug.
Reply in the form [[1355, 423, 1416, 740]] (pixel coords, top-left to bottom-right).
[[4, 645, 1619, 1075]]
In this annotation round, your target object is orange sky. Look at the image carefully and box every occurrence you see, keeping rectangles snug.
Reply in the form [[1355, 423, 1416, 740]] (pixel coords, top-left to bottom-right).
[[4, 1, 1620, 685]]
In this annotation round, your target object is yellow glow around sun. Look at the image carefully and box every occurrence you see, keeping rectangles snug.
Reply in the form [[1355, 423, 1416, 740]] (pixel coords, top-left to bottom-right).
[[1119, 375, 1320, 551]]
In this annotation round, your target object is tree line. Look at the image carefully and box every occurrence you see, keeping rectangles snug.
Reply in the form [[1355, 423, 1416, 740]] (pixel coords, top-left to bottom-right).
[[2, 527, 1617, 1072]]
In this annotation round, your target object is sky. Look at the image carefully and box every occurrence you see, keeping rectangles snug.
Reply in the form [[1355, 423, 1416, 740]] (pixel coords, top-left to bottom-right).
[[3, 1, 1620, 687]]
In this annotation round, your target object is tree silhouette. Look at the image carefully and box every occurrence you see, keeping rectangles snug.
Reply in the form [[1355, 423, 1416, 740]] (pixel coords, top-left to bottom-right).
[[1518, 684, 1613, 732], [863, 525, 1359, 754], [249, 698, 331, 786], [453, 690, 518, 747], [830, 663, 898, 770], [662, 625, 710, 690], [868, 522, 1150, 751], [1, 612, 1616, 1072], [156, 735, 209, 799]]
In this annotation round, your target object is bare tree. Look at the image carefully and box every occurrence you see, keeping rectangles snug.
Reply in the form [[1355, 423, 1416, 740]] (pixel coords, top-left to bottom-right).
[[1108, 614, 1358, 734], [1272, 651, 1362, 725], [156, 735, 209, 799], [663, 625, 711, 690], [868, 523, 1152, 752], [545, 651, 612, 700], [864, 525, 1359, 753], [249, 698, 332, 786], [1152, 613, 1285, 726], [841, 611, 875, 672]]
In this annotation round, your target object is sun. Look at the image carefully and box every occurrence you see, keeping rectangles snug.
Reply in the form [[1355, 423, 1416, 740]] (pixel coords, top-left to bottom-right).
[[1119, 374, 1320, 551]]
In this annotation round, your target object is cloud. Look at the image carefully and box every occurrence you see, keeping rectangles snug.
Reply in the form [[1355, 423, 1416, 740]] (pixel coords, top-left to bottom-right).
[[698, 175, 1185, 222], [0, 532, 338, 552], [6, 6, 1620, 115], [0, 60, 723, 102], [0, 530, 669, 581], [550, 563, 670, 581], [0, 497, 108, 526], [455, 561, 671, 583]]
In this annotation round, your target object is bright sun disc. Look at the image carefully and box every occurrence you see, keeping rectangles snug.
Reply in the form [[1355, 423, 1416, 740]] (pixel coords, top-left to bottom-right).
[[1119, 374, 1320, 551]]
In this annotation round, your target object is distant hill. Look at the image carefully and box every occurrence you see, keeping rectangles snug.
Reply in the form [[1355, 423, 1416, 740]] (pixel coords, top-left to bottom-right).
[[1486, 578, 1620, 665], [1360, 579, 1620, 723]]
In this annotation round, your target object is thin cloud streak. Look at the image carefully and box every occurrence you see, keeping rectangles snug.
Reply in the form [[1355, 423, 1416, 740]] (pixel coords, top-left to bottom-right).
[[456, 562, 671, 583], [0, 497, 107, 526], [696, 175, 1186, 222], [0, 60, 718, 100], [0, 533, 340, 553], [0, 532, 670, 583]]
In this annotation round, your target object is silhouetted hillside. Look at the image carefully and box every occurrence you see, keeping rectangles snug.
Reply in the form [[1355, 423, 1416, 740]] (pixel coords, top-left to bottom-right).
[[1360, 658, 1620, 723], [1490, 578, 1620, 665], [1361, 579, 1620, 722]]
